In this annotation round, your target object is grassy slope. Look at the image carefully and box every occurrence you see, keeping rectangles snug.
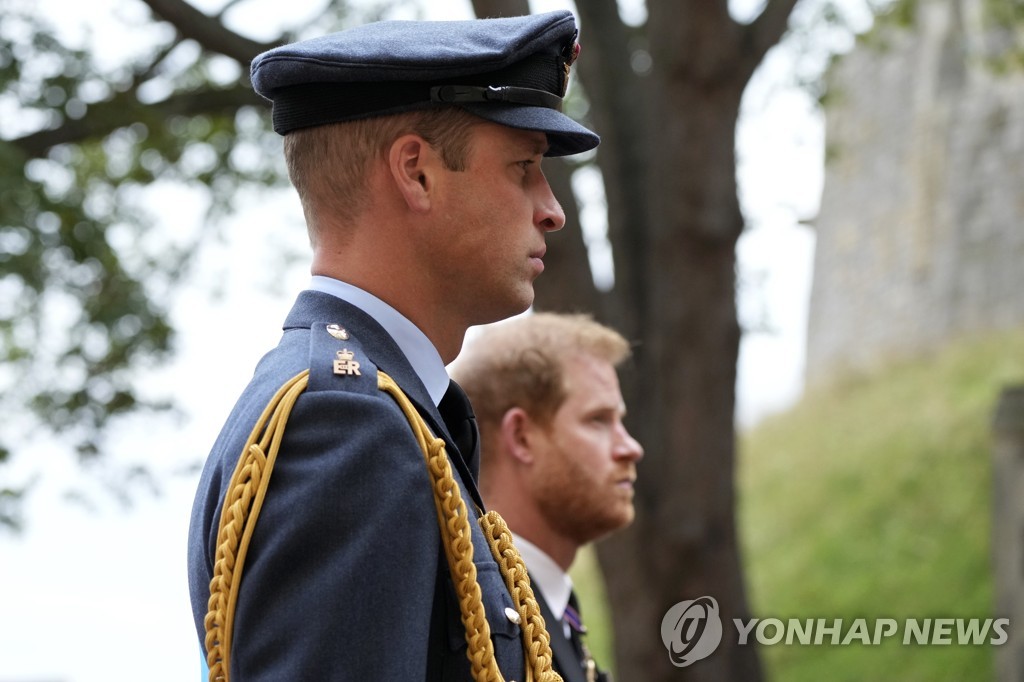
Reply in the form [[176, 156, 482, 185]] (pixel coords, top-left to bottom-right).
[[738, 328, 1024, 681]]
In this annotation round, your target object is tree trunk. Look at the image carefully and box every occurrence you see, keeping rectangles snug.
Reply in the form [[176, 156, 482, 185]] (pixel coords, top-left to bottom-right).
[[595, 50, 756, 682], [470, 1, 801, 679]]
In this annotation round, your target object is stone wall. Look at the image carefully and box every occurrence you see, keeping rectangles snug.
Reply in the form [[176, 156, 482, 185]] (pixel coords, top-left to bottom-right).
[[806, 0, 1024, 385]]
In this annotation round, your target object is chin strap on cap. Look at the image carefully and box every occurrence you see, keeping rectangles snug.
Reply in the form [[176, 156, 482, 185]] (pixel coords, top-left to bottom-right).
[[430, 84, 563, 111]]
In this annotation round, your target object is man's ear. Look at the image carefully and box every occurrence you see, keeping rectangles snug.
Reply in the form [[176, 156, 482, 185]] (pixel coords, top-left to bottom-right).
[[388, 133, 436, 213], [499, 407, 537, 465]]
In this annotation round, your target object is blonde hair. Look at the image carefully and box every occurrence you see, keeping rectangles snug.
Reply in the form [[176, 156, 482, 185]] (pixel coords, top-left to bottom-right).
[[451, 312, 632, 432], [283, 107, 483, 245]]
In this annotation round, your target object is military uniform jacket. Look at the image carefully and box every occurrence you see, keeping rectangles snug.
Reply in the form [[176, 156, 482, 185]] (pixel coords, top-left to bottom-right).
[[187, 290, 525, 680]]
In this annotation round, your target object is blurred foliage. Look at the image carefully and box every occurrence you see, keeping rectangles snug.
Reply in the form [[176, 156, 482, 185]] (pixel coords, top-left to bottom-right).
[[771, 0, 898, 104], [983, 0, 1024, 71], [872, 0, 919, 28], [0, 0, 364, 529], [738, 326, 1024, 680], [861, 0, 1024, 70], [0, 0, 432, 530]]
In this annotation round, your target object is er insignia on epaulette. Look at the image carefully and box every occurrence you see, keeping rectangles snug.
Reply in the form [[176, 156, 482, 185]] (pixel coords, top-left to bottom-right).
[[333, 348, 362, 376]]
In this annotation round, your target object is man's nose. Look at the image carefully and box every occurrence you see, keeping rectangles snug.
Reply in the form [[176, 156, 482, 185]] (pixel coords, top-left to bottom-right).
[[534, 175, 565, 232], [614, 425, 644, 462]]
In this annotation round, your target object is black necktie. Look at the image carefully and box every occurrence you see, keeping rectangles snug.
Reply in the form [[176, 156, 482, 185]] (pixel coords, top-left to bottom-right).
[[437, 380, 479, 478], [564, 592, 600, 682]]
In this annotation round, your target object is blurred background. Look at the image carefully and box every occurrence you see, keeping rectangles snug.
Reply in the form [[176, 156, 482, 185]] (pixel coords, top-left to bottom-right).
[[1, 0, 1022, 680]]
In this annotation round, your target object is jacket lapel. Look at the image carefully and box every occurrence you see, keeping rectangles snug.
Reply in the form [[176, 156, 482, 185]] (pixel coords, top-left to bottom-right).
[[533, 585, 587, 682]]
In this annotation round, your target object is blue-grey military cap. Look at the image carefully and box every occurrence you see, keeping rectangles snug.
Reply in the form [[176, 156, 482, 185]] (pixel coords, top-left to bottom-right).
[[250, 11, 598, 157]]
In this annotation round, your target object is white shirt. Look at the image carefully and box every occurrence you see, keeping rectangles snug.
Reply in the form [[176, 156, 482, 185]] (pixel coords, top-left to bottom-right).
[[308, 275, 450, 407], [513, 533, 574, 639]]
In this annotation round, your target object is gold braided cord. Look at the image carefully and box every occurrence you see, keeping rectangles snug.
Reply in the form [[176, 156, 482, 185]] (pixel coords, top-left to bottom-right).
[[480, 511, 562, 682], [203, 366, 562, 682], [377, 371, 501, 680], [204, 370, 310, 682], [377, 371, 562, 682]]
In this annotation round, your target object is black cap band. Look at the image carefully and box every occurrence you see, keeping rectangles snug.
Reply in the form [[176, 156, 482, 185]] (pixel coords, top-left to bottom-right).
[[430, 85, 562, 111], [269, 52, 566, 135]]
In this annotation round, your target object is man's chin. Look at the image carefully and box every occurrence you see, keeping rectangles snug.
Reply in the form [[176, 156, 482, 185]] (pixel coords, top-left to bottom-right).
[[582, 511, 636, 545], [475, 294, 534, 327]]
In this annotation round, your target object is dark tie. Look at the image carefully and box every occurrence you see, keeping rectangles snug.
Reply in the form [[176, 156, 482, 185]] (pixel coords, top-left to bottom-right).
[[564, 592, 600, 682], [437, 379, 479, 478]]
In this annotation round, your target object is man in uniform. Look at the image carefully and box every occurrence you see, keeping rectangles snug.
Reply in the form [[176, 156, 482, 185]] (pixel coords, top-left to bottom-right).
[[451, 313, 645, 682], [186, 11, 598, 680]]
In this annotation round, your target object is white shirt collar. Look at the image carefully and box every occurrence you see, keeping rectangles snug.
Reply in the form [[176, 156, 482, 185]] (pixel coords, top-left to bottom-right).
[[512, 533, 573, 623], [308, 276, 450, 406]]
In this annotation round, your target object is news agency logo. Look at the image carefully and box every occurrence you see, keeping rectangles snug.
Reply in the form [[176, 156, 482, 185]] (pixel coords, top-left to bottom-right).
[[660, 596, 1011, 668], [660, 596, 724, 667]]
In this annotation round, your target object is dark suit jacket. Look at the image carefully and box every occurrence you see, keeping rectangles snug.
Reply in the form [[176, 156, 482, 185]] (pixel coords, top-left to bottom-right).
[[187, 290, 524, 680], [534, 586, 587, 682]]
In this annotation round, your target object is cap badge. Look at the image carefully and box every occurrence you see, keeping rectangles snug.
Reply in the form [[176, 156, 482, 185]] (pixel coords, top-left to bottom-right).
[[561, 30, 581, 96]]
